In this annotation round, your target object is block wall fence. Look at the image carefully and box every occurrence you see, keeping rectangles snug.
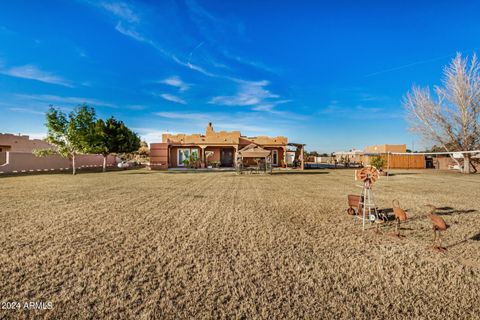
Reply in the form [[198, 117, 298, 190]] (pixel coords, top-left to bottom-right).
[[0, 152, 117, 174]]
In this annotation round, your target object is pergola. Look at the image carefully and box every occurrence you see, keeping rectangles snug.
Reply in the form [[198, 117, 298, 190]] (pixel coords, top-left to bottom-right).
[[287, 142, 305, 170], [236, 144, 272, 174]]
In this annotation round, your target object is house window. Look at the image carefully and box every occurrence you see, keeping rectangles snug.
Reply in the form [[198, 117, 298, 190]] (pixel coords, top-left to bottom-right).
[[205, 151, 214, 161], [191, 149, 199, 161], [177, 148, 199, 166], [272, 149, 278, 166], [178, 149, 190, 166]]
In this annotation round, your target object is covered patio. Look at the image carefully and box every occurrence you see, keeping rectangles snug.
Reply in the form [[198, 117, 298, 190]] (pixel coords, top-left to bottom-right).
[[236, 144, 273, 174]]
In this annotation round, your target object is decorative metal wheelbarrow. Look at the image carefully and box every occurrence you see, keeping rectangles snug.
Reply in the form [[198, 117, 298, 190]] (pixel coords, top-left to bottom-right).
[[347, 194, 389, 232], [347, 194, 363, 215]]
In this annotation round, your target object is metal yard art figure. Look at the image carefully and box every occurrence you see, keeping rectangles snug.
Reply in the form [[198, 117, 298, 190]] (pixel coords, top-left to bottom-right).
[[426, 205, 448, 252], [391, 199, 408, 238], [354, 166, 386, 231]]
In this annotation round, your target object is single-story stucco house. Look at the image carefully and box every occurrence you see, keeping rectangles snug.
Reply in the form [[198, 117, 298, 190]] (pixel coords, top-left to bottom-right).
[[149, 122, 304, 170]]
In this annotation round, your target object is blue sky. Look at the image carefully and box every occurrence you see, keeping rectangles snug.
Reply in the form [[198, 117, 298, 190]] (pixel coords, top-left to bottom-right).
[[1, 0, 479, 152]]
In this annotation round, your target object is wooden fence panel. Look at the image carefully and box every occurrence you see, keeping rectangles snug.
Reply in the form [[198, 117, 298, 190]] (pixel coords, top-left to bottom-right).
[[364, 154, 426, 169]]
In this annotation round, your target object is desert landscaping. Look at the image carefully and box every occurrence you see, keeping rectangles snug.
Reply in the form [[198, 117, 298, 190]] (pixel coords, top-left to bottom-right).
[[1, 169, 479, 319]]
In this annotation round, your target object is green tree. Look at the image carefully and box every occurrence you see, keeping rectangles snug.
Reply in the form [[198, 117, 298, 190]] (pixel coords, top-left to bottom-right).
[[35, 104, 97, 175], [370, 155, 386, 170], [92, 117, 141, 172]]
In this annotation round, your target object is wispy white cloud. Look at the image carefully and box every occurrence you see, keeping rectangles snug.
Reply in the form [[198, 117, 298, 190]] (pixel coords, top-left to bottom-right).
[[0, 64, 73, 87], [155, 112, 206, 120], [215, 122, 273, 133], [251, 100, 290, 113], [76, 47, 88, 58], [209, 80, 287, 111], [85, 0, 288, 115], [172, 55, 219, 78], [358, 93, 388, 102], [355, 105, 384, 113], [318, 100, 403, 119], [99, 1, 139, 23], [132, 127, 178, 144], [87, 0, 273, 86], [154, 111, 284, 136], [185, 0, 277, 75], [156, 93, 187, 105], [185, 0, 245, 46], [251, 104, 275, 112], [89, 0, 175, 60], [222, 50, 278, 74], [91, 1, 165, 53], [115, 21, 147, 43], [15, 94, 117, 108], [159, 76, 189, 92], [7, 107, 45, 115], [126, 104, 147, 110]]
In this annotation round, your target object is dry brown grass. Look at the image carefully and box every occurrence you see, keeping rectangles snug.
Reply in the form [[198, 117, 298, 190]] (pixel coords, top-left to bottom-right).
[[0, 169, 479, 319]]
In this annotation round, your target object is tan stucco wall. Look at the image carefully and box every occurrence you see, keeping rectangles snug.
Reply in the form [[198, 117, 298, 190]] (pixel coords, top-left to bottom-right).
[[169, 146, 285, 168], [263, 147, 285, 166], [169, 146, 202, 167], [435, 157, 456, 170], [149, 143, 169, 169], [0, 152, 117, 174], [0, 133, 52, 153], [205, 147, 221, 164], [161, 123, 287, 147], [364, 144, 407, 153]]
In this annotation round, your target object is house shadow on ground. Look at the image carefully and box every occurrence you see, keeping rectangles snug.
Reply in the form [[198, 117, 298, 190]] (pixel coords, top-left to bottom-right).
[[387, 172, 420, 176], [272, 171, 329, 175], [470, 233, 480, 241], [434, 206, 477, 215]]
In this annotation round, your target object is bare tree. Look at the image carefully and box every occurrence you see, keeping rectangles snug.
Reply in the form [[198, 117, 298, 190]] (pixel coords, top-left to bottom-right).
[[404, 53, 480, 173]]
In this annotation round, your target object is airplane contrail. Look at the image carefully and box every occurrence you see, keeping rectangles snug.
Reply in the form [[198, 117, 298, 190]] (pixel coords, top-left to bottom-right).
[[364, 53, 455, 77], [187, 41, 205, 65]]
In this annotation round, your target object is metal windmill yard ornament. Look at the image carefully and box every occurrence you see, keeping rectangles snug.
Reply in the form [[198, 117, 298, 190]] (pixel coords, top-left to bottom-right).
[[355, 166, 380, 230]]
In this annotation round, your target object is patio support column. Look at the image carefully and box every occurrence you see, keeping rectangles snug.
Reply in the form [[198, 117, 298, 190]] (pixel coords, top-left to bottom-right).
[[282, 146, 287, 168], [200, 145, 207, 167], [167, 146, 171, 168], [300, 145, 305, 170], [233, 145, 238, 167]]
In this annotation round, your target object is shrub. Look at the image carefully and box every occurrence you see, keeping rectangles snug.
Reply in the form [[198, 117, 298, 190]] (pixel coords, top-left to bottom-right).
[[370, 156, 385, 169]]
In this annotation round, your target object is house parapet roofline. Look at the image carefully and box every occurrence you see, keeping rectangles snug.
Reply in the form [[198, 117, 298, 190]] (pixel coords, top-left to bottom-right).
[[159, 122, 291, 146]]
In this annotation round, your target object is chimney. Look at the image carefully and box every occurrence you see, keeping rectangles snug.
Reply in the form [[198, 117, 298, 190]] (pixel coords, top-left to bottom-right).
[[206, 122, 214, 135]]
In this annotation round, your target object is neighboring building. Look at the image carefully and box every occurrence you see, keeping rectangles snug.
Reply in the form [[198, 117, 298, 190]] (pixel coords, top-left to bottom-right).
[[0, 133, 51, 153], [312, 156, 334, 164], [333, 149, 364, 164], [334, 144, 426, 169], [150, 122, 303, 169], [364, 144, 407, 153]]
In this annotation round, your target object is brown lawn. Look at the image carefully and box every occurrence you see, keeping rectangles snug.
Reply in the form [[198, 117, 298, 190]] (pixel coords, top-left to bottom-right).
[[0, 169, 479, 319]]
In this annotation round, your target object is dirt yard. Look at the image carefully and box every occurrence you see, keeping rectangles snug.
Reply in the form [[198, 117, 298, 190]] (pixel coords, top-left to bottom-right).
[[0, 169, 479, 319]]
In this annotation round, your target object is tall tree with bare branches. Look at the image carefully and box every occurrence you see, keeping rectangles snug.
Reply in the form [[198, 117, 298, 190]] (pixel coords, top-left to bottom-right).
[[404, 53, 480, 173]]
